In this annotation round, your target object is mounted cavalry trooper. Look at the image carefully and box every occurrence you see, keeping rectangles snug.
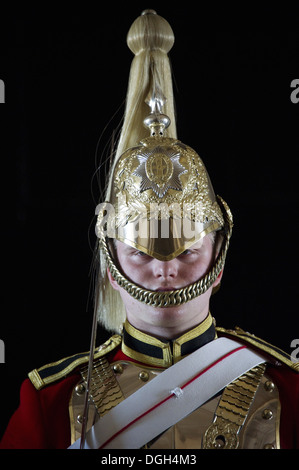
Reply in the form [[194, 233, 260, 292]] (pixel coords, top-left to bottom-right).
[[1, 10, 298, 450]]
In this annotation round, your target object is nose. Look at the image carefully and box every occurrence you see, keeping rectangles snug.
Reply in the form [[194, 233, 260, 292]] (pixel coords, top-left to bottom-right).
[[152, 258, 179, 281]]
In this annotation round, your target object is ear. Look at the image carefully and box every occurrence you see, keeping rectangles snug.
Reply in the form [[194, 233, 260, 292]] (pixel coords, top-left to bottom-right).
[[212, 268, 224, 293], [107, 267, 120, 292]]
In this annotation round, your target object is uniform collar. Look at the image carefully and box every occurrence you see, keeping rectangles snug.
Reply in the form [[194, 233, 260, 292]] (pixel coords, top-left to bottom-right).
[[121, 313, 216, 367]]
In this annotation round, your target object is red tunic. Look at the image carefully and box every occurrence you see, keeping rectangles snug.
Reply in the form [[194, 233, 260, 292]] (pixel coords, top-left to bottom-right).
[[0, 346, 298, 449], [0, 374, 80, 449]]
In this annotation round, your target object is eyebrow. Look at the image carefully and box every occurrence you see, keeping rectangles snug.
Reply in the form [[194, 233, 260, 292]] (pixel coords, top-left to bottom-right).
[[122, 246, 143, 255]]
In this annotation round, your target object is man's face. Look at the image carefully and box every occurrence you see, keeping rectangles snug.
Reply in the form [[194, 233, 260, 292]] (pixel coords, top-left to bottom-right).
[[108, 235, 222, 339]]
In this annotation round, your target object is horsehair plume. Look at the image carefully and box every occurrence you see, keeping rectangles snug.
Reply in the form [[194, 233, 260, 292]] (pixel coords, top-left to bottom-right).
[[100, 10, 178, 332], [127, 9, 175, 55], [106, 11, 177, 198]]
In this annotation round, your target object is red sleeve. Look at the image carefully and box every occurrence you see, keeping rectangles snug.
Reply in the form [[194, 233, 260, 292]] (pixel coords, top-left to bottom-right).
[[0, 374, 80, 449]]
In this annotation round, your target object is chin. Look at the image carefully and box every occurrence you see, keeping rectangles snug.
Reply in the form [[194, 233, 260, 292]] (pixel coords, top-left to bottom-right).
[[148, 303, 196, 325]]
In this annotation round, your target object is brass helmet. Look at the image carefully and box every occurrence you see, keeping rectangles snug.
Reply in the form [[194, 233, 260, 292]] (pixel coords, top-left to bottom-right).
[[95, 10, 233, 332]]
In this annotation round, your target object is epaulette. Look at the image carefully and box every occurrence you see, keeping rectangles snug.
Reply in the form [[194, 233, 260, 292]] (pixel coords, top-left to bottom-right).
[[216, 326, 299, 372], [28, 334, 122, 390]]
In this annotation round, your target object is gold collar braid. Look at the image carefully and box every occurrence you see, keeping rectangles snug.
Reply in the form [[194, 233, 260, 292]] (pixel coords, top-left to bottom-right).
[[99, 196, 233, 308], [122, 314, 216, 367]]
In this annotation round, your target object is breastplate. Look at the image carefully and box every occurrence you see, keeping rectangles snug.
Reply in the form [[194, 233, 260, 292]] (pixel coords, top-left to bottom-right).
[[69, 358, 281, 449]]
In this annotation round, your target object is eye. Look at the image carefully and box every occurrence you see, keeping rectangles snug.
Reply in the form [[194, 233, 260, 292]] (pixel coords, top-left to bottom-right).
[[132, 250, 151, 258], [136, 250, 147, 256], [180, 249, 192, 256]]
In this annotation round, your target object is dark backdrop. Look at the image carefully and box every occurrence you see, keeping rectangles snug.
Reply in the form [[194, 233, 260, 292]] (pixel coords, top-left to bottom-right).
[[0, 4, 298, 440]]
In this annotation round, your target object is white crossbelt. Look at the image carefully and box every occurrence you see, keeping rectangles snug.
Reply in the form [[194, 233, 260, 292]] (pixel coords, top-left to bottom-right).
[[69, 337, 266, 449]]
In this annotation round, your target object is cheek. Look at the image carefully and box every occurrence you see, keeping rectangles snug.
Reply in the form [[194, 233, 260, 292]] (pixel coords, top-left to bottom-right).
[[118, 256, 149, 284], [185, 256, 213, 280]]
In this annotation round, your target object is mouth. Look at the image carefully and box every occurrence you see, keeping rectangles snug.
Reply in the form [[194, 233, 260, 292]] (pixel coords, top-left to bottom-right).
[[155, 287, 177, 292]]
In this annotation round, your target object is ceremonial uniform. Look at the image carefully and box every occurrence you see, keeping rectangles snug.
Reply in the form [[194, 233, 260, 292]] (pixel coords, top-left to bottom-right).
[[1, 314, 298, 449], [3, 10, 298, 450]]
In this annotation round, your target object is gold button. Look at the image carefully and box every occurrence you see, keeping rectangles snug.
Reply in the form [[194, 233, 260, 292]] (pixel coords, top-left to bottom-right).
[[77, 414, 83, 424], [264, 380, 275, 392], [139, 371, 149, 382], [262, 409, 273, 420], [75, 384, 85, 396], [214, 436, 225, 448], [113, 363, 124, 374]]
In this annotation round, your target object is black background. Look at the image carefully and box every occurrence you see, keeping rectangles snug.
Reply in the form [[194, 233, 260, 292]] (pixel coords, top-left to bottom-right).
[[0, 3, 298, 440]]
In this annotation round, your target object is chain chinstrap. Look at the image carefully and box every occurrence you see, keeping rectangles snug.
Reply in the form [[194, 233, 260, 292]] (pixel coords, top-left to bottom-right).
[[99, 198, 232, 308]]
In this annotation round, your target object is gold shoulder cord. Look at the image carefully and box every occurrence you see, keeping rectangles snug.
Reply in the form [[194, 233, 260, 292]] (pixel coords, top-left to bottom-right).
[[203, 363, 267, 449]]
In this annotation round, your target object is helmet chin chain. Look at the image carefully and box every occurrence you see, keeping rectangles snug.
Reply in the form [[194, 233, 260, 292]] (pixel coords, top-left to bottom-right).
[[99, 196, 233, 308]]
